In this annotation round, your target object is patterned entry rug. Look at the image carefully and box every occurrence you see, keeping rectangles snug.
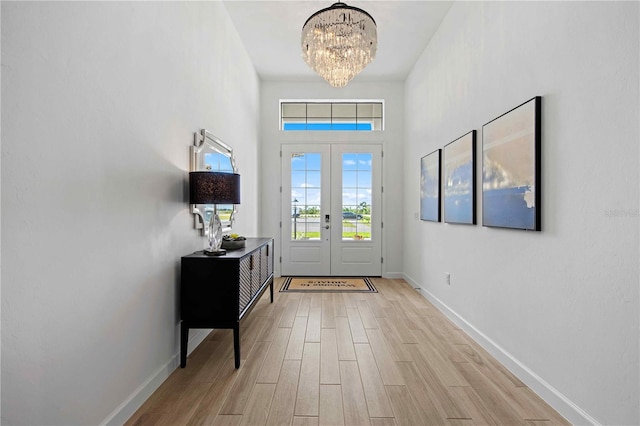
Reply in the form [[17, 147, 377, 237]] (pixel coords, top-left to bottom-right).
[[280, 277, 377, 293]]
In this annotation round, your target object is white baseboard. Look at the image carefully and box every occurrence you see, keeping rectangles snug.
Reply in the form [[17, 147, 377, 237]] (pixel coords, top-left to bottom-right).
[[382, 271, 403, 279], [101, 328, 211, 426], [402, 273, 599, 426]]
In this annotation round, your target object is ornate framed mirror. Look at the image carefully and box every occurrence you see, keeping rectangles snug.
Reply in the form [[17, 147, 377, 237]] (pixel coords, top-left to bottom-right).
[[190, 129, 238, 233]]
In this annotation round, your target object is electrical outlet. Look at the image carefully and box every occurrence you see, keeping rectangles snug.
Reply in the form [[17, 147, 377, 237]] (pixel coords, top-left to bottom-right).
[[446, 273, 451, 285]]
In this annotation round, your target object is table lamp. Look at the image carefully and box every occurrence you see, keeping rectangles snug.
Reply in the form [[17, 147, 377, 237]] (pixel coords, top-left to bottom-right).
[[189, 171, 241, 256]]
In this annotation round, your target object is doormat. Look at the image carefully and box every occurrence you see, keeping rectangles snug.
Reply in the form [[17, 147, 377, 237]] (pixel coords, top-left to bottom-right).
[[280, 277, 377, 293]]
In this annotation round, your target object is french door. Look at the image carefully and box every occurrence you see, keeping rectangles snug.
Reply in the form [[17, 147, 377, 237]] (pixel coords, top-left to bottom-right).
[[281, 143, 382, 276]]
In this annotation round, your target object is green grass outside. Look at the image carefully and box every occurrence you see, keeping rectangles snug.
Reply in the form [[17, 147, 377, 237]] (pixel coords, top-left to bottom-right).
[[295, 214, 371, 224], [293, 231, 371, 240]]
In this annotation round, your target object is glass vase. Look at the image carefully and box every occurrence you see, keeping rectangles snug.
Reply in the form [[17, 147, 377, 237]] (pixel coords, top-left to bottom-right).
[[207, 213, 223, 252]]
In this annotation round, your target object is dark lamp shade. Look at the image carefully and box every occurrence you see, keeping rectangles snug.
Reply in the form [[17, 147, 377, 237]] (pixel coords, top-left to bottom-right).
[[189, 172, 241, 205]]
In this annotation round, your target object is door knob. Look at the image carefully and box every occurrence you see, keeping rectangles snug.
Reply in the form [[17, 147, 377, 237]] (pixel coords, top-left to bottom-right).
[[325, 225, 330, 229]]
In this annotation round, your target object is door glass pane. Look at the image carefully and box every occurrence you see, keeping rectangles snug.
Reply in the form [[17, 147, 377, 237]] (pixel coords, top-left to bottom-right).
[[342, 153, 372, 241], [291, 153, 321, 241], [357, 171, 372, 188]]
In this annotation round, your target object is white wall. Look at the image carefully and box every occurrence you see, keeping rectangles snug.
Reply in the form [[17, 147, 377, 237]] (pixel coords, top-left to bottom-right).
[[259, 81, 404, 278], [404, 2, 639, 425], [1, 2, 259, 424], [0, 3, 3, 422]]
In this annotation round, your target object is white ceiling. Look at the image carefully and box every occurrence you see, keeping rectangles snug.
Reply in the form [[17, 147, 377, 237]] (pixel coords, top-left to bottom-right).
[[222, 0, 453, 82]]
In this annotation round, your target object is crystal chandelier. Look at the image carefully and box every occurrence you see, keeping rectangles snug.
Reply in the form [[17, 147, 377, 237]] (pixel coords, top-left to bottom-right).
[[301, 2, 377, 88]]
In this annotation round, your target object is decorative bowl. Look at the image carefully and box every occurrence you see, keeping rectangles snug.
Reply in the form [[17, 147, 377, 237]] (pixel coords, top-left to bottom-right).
[[221, 239, 246, 250]]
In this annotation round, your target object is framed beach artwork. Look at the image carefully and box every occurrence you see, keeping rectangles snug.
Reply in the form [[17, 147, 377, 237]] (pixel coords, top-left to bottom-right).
[[444, 130, 476, 224], [482, 96, 541, 231], [420, 149, 441, 222]]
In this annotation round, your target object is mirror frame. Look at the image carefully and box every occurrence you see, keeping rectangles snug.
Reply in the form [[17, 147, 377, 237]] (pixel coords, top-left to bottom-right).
[[190, 129, 238, 233]]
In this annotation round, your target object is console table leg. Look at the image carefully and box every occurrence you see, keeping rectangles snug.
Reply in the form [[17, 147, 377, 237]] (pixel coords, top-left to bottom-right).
[[270, 279, 274, 303], [180, 322, 188, 368], [233, 323, 241, 369]]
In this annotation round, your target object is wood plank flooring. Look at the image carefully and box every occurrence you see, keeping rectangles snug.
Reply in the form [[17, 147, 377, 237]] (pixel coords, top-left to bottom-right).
[[126, 278, 570, 426]]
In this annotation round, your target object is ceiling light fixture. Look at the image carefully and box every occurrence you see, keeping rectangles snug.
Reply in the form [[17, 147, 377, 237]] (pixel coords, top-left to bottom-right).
[[301, 2, 377, 88]]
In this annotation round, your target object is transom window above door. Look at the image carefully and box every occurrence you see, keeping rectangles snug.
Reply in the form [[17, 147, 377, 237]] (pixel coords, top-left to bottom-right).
[[280, 100, 384, 131]]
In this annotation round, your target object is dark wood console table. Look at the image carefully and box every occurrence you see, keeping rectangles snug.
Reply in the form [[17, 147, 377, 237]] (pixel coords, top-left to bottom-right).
[[180, 237, 274, 369]]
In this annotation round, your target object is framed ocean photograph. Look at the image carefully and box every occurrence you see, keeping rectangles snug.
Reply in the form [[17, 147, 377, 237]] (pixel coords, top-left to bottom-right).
[[420, 149, 441, 222], [444, 130, 476, 224], [482, 96, 541, 231]]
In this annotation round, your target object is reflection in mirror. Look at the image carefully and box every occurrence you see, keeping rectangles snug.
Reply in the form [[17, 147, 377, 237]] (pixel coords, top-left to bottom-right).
[[190, 130, 238, 233]]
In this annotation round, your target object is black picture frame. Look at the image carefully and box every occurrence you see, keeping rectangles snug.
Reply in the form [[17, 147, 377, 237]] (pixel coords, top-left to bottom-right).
[[444, 130, 476, 224], [420, 149, 441, 222], [482, 96, 541, 231]]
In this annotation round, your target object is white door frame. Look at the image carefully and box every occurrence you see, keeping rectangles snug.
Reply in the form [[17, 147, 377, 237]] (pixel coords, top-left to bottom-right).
[[280, 143, 382, 276]]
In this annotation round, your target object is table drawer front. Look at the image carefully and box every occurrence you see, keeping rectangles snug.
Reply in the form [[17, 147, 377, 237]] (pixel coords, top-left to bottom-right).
[[259, 241, 274, 286], [260, 246, 268, 288], [239, 257, 252, 315], [267, 240, 274, 277]]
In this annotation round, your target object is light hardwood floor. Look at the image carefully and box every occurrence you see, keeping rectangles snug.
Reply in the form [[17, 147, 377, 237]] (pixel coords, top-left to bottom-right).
[[126, 278, 570, 426]]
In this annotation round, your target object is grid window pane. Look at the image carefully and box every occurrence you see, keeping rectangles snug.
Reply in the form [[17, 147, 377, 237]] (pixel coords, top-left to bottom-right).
[[282, 103, 306, 118], [356, 103, 373, 117], [343, 171, 357, 190], [291, 154, 306, 171], [332, 103, 357, 118], [343, 153, 358, 171], [307, 103, 332, 118], [356, 122, 373, 131], [304, 171, 321, 188], [307, 117, 332, 127], [305, 189, 321, 205], [357, 171, 372, 188], [291, 153, 322, 241], [355, 153, 372, 171], [281, 101, 383, 132], [357, 189, 372, 205], [356, 103, 382, 118], [342, 152, 373, 241], [282, 118, 307, 131]]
